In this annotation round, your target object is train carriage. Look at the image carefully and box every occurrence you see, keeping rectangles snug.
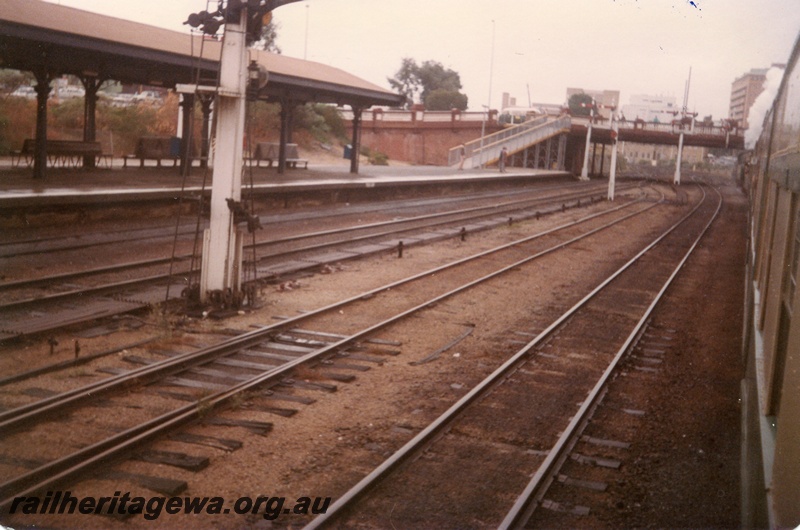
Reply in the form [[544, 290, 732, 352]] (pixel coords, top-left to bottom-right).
[[741, 32, 800, 529]]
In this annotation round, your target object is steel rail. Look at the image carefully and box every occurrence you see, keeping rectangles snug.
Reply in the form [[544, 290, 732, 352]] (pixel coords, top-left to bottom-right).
[[0, 186, 638, 342], [0, 189, 665, 508], [0, 190, 657, 435], [302, 184, 714, 529], [0, 180, 579, 257], [499, 184, 722, 529], [0, 182, 616, 297]]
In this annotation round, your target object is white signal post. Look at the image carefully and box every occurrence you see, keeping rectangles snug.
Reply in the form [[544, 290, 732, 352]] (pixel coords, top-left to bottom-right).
[[608, 109, 618, 201], [674, 128, 685, 186], [579, 100, 594, 181], [200, 7, 249, 303], [674, 67, 692, 186]]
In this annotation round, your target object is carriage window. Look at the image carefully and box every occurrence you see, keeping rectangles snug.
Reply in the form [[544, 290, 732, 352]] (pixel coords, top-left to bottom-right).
[[771, 199, 799, 416], [787, 202, 800, 315]]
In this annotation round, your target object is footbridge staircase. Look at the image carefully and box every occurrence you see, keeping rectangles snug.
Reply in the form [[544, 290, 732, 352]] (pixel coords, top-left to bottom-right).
[[449, 115, 571, 170]]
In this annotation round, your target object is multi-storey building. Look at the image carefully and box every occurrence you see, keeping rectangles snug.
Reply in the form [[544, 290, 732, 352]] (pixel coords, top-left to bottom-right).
[[729, 66, 788, 129], [621, 94, 678, 123], [730, 68, 768, 129], [565, 87, 619, 120]]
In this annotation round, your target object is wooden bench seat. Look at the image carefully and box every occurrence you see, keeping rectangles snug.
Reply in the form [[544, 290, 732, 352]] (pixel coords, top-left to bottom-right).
[[245, 142, 308, 169], [12, 139, 108, 168], [123, 136, 181, 168]]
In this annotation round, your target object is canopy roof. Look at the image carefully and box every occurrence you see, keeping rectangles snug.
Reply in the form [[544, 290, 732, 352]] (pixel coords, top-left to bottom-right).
[[0, 0, 404, 107]]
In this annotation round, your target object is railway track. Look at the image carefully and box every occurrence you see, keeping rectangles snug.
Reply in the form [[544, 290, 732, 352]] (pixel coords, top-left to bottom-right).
[[0, 181, 630, 341], [0, 182, 671, 511], [300, 184, 721, 529], [0, 180, 581, 260]]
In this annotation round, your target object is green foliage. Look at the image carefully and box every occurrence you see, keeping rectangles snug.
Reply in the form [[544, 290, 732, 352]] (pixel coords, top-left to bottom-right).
[[291, 103, 348, 144], [49, 98, 84, 130], [388, 58, 468, 110], [424, 88, 468, 111], [568, 93, 594, 116], [387, 58, 418, 108], [255, 20, 281, 54], [0, 69, 34, 94], [0, 80, 348, 156], [310, 104, 347, 140], [246, 101, 280, 146], [0, 97, 35, 154], [359, 145, 388, 165], [293, 104, 330, 143], [97, 102, 159, 155], [369, 151, 389, 165]]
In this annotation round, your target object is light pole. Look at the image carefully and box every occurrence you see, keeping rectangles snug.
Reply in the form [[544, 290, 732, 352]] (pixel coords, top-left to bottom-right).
[[479, 104, 488, 169], [674, 67, 692, 186], [479, 20, 495, 169], [580, 98, 594, 180], [608, 107, 618, 201], [304, 4, 309, 60]]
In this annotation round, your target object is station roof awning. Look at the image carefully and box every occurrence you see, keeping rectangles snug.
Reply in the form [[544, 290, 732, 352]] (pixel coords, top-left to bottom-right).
[[0, 0, 404, 108]]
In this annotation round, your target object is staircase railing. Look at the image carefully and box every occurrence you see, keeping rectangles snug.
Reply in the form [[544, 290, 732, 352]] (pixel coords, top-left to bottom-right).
[[448, 115, 571, 168]]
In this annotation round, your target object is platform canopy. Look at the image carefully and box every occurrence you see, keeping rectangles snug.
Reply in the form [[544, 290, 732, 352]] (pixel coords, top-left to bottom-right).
[[0, 0, 405, 108]]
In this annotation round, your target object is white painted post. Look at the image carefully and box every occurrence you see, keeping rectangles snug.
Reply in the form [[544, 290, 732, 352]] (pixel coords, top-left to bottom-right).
[[674, 130, 684, 186], [608, 113, 618, 201], [580, 103, 593, 181], [200, 8, 249, 303]]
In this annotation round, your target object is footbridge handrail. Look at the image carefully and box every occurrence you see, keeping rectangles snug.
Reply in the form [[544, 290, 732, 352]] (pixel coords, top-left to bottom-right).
[[449, 115, 571, 168]]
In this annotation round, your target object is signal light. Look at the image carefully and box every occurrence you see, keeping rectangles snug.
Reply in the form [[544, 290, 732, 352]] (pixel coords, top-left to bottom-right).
[[184, 9, 224, 36]]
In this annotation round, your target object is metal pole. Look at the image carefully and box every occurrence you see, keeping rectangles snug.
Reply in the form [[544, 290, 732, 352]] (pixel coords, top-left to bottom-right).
[[200, 7, 249, 303], [580, 102, 593, 180], [479, 21, 495, 170], [674, 131, 684, 186], [608, 111, 618, 201], [303, 5, 309, 60], [33, 71, 51, 180], [674, 67, 691, 186]]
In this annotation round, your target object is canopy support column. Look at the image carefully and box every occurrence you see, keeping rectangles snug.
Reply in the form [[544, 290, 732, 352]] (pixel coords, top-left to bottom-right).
[[80, 75, 103, 168], [278, 99, 289, 174], [350, 106, 363, 174], [198, 93, 214, 169], [180, 92, 195, 173], [33, 70, 52, 180]]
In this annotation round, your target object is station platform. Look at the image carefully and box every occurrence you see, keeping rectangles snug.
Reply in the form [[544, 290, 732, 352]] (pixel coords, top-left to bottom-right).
[[0, 157, 574, 210]]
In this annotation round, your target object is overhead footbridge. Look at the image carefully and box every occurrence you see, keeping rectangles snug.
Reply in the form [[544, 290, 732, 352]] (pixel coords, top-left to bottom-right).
[[449, 116, 572, 170]]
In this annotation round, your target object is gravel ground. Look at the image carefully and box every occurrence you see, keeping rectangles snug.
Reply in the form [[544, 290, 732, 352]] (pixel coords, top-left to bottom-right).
[[0, 180, 746, 530]]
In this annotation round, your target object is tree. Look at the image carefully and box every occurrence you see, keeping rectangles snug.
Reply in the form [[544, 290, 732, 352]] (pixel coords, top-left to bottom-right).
[[255, 20, 281, 53], [424, 88, 468, 111], [0, 69, 35, 99], [387, 58, 468, 110], [387, 58, 419, 108], [568, 93, 593, 117]]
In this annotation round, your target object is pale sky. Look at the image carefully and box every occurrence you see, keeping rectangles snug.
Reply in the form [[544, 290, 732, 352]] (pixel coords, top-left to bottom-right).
[[43, 0, 800, 120]]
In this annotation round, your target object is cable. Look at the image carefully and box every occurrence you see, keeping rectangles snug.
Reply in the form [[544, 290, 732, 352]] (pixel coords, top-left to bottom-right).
[[165, 0, 223, 309]]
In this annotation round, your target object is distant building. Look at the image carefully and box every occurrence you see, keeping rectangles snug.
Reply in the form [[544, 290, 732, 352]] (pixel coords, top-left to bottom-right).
[[501, 92, 517, 109], [730, 65, 785, 129], [620, 143, 705, 166], [565, 87, 619, 120], [617, 92, 704, 166], [499, 91, 564, 124], [621, 94, 678, 123]]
